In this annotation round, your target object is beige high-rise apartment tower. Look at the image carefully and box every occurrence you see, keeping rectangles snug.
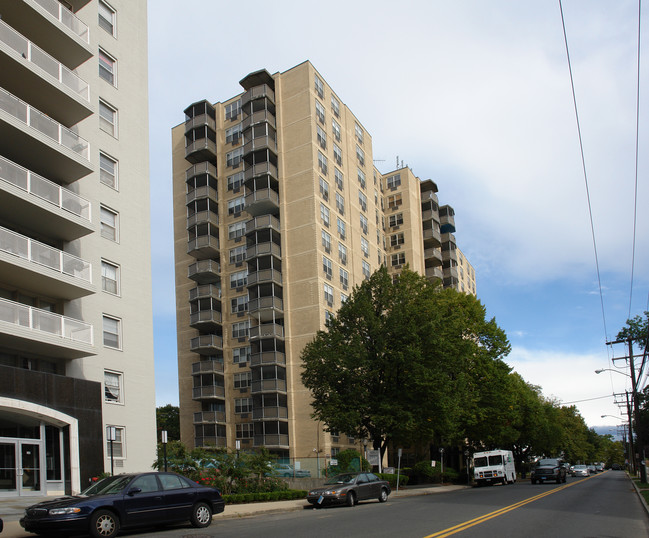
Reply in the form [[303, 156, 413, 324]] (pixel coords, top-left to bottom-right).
[[172, 61, 474, 470], [0, 0, 155, 496]]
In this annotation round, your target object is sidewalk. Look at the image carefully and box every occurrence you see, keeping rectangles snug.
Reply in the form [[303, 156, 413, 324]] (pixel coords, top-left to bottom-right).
[[0, 484, 467, 537]]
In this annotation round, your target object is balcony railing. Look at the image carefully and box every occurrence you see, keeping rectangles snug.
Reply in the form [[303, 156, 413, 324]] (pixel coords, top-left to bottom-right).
[[249, 322, 284, 339], [251, 379, 287, 393], [0, 296, 92, 344], [247, 268, 282, 286], [0, 87, 90, 160], [34, 0, 90, 43], [252, 406, 288, 420], [0, 19, 89, 102], [192, 360, 224, 375], [0, 155, 91, 221], [192, 386, 225, 399], [250, 351, 286, 366], [193, 411, 226, 423], [0, 226, 91, 282], [254, 434, 288, 447]]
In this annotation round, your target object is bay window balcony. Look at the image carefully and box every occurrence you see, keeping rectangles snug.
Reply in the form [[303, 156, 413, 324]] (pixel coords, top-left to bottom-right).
[[188, 259, 220, 285], [190, 334, 223, 355]]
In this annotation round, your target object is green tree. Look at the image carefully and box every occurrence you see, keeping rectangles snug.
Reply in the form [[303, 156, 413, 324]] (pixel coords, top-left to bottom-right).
[[301, 267, 510, 459], [156, 404, 180, 441]]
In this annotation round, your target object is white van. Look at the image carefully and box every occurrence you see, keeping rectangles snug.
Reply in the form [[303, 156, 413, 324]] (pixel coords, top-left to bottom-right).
[[473, 450, 516, 486]]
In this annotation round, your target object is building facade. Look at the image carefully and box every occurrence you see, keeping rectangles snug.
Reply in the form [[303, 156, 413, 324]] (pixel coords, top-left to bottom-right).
[[171, 61, 475, 469], [0, 0, 155, 496]]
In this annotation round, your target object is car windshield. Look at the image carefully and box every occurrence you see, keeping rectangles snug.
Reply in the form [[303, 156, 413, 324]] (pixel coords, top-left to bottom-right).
[[474, 457, 487, 467], [81, 475, 133, 496], [325, 474, 356, 485], [536, 459, 558, 466], [574, 465, 587, 469], [489, 455, 503, 466]]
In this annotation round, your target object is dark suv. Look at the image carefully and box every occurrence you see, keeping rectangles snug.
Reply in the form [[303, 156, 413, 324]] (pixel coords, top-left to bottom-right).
[[530, 458, 567, 484]]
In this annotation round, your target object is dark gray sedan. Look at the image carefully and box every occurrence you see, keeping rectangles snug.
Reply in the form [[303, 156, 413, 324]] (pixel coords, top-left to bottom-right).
[[307, 472, 390, 507]]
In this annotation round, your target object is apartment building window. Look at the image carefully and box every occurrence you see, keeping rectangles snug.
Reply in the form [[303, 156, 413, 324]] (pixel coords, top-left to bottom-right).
[[232, 321, 250, 339], [101, 260, 120, 295], [225, 124, 242, 145], [318, 151, 328, 175], [231, 295, 248, 314], [230, 269, 248, 288], [387, 193, 402, 209], [100, 205, 119, 241], [339, 267, 349, 288], [234, 372, 252, 389], [99, 152, 118, 189], [226, 148, 243, 168], [358, 191, 367, 212], [314, 74, 324, 98], [389, 213, 404, 227], [338, 243, 347, 265], [103, 315, 121, 349], [358, 168, 366, 189], [386, 173, 401, 189], [321, 230, 331, 253], [360, 214, 368, 235], [233, 346, 250, 364], [98, 49, 116, 85], [106, 426, 124, 458], [337, 217, 346, 239], [335, 192, 345, 215], [323, 256, 333, 278], [324, 283, 334, 306], [98, 1, 116, 36], [341, 292, 348, 303], [392, 253, 406, 266], [320, 203, 330, 227], [355, 123, 364, 144], [331, 95, 340, 117], [391, 233, 405, 247], [227, 172, 244, 191], [235, 398, 253, 414], [332, 118, 341, 141], [228, 196, 245, 215], [334, 168, 344, 190], [317, 126, 327, 150], [361, 237, 369, 257], [362, 260, 371, 279], [356, 145, 365, 166], [228, 221, 246, 240], [104, 370, 123, 403], [99, 99, 118, 137], [229, 245, 246, 264], [330, 145, 341, 168], [319, 177, 329, 201], [315, 99, 325, 124], [225, 100, 241, 121], [236, 423, 254, 439], [324, 310, 333, 325]]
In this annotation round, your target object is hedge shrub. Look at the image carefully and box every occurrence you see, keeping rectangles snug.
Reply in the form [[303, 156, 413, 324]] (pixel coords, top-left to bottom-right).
[[223, 489, 308, 504]]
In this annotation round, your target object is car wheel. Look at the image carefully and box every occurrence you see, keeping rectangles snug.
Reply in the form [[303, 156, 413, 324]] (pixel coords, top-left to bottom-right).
[[346, 491, 356, 507], [190, 502, 213, 528], [89, 509, 119, 538], [502, 477, 508, 486], [378, 487, 389, 502]]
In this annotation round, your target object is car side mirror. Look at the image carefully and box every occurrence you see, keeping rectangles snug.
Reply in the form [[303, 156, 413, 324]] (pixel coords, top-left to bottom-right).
[[127, 487, 142, 496]]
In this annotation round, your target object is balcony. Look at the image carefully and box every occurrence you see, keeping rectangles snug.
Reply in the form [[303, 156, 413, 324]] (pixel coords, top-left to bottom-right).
[[253, 434, 289, 449], [0, 155, 92, 241], [241, 109, 276, 131], [0, 18, 91, 126], [192, 360, 224, 375], [0, 226, 94, 299], [422, 226, 442, 248], [190, 334, 223, 355], [1, 0, 91, 69], [0, 87, 91, 182], [246, 241, 281, 260], [195, 436, 227, 448], [189, 310, 222, 331], [0, 296, 94, 359], [247, 268, 282, 287], [250, 351, 286, 367], [185, 138, 216, 165], [241, 84, 275, 108], [439, 206, 456, 234], [245, 188, 279, 217], [243, 134, 277, 156], [187, 210, 219, 230], [249, 322, 284, 340], [184, 113, 216, 134], [248, 297, 284, 320], [193, 411, 226, 424], [186, 161, 217, 182], [243, 162, 278, 182], [252, 406, 288, 420], [443, 265, 459, 280], [192, 386, 225, 400], [186, 185, 218, 206], [189, 283, 221, 302], [251, 378, 287, 394], [425, 266, 443, 281], [246, 215, 280, 236], [188, 259, 220, 285], [187, 234, 220, 260], [424, 247, 443, 266]]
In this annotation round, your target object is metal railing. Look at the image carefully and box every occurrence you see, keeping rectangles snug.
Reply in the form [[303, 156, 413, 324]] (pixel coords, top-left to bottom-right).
[[0, 296, 93, 344], [0, 226, 91, 282], [0, 87, 90, 160], [0, 155, 91, 221], [0, 19, 89, 101], [34, 0, 90, 44]]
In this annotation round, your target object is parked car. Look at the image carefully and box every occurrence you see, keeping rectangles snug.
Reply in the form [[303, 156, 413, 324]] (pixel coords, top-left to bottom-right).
[[611, 463, 622, 470], [594, 463, 604, 472], [530, 458, 567, 484], [269, 463, 311, 478], [20, 472, 225, 538], [571, 464, 589, 477], [587, 464, 597, 474], [307, 472, 390, 507]]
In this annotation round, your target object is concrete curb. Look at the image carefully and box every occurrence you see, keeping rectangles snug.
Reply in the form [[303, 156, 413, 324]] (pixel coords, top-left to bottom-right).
[[628, 473, 649, 517]]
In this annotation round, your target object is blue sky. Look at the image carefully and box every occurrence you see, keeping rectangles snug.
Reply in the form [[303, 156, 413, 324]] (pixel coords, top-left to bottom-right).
[[147, 0, 648, 430]]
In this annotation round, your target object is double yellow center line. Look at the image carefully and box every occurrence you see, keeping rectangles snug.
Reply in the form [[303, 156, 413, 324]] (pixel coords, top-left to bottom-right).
[[424, 476, 593, 537]]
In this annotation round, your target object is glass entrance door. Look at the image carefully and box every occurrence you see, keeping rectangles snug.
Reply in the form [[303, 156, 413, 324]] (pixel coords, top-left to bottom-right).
[[0, 443, 17, 492], [19, 443, 41, 494]]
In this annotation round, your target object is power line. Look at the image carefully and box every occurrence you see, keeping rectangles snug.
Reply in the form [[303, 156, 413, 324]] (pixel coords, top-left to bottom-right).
[[561, 394, 614, 405]]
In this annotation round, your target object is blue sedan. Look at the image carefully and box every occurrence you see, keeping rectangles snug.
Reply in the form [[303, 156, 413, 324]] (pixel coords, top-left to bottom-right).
[[20, 471, 225, 538]]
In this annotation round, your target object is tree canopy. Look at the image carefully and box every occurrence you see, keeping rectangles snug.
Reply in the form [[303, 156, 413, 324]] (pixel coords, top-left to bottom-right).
[[156, 404, 180, 441]]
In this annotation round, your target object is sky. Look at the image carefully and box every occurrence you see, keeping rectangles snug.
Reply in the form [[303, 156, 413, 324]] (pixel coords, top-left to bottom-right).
[[147, 0, 649, 433]]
